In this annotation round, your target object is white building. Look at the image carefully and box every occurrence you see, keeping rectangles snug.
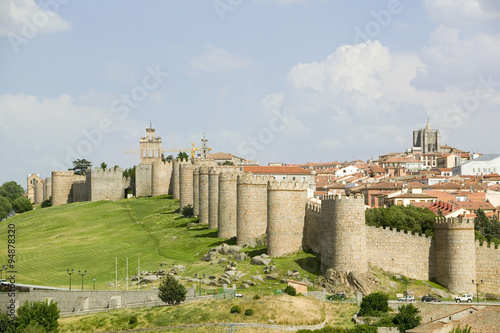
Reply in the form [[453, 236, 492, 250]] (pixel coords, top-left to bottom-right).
[[335, 166, 361, 178], [452, 154, 500, 176]]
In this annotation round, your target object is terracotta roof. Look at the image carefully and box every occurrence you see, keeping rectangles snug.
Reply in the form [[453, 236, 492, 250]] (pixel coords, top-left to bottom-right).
[[392, 193, 437, 199], [384, 157, 423, 163], [456, 201, 495, 210], [242, 166, 312, 174]]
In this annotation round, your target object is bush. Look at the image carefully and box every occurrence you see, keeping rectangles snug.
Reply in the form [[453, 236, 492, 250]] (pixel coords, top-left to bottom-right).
[[16, 300, 60, 333], [450, 324, 473, 333], [0, 311, 16, 333], [284, 285, 297, 296], [158, 275, 187, 305], [253, 294, 261, 300], [12, 196, 33, 213], [181, 204, 193, 218], [230, 305, 241, 314], [359, 292, 389, 317], [129, 314, 138, 326], [244, 309, 254, 316], [41, 198, 52, 208]]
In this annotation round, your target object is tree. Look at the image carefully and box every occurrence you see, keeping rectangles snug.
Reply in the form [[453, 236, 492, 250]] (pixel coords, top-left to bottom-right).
[[0, 196, 12, 220], [392, 303, 421, 332], [222, 161, 234, 165], [0, 311, 16, 333], [12, 196, 33, 213], [158, 275, 187, 305], [100, 162, 107, 169], [69, 159, 92, 175], [359, 292, 389, 316], [177, 152, 189, 161], [16, 300, 60, 333], [123, 166, 136, 181], [0, 181, 25, 202], [41, 197, 52, 208], [166, 155, 174, 162], [449, 324, 473, 333]]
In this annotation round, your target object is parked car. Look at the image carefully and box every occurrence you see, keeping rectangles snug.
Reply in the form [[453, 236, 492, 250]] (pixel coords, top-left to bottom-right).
[[422, 295, 441, 302], [455, 294, 473, 303], [398, 295, 415, 302], [235, 293, 243, 298]]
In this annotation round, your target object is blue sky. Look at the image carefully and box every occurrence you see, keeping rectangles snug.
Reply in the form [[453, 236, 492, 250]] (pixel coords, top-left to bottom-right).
[[1, 0, 500, 187]]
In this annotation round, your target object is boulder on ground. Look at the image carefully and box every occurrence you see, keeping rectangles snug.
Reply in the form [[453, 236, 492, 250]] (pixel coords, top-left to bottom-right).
[[250, 255, 271, 266]]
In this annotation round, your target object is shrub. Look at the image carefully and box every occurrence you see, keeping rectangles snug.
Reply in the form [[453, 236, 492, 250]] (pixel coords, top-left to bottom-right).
[[41, 198, 52, 208], [253, 294, 261, 300], [12, 196, 33, 213], [244, 309, 254, 316], [230, 305, 241, 314], [284, 285, 297, 296], [16, 300, 60, 333], [359, 292, 389, 316], [128, 314, 138, 326], [450, 324, 473, 333], [181, 204, 194, 217], [158, 275, 187, 305]]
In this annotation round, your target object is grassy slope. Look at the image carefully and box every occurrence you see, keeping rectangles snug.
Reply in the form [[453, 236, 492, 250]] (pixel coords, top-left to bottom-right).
[[58, 295, 358, 332], [0, 195, 320, 291]]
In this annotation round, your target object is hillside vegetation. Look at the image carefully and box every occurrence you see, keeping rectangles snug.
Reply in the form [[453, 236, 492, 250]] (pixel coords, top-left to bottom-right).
[[0, 195, 319, 291]]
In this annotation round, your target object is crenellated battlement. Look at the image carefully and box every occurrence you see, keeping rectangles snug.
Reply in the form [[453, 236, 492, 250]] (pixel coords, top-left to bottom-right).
[[237, 172, 270, 185], [434, 216, 475, 229], [219, 168, 240, 181], [89, 167, 123, 174], [366, 225, 433, 240], [320, 193, 364, 202], [306, 201, 322, 214], [267, 180, 309, 191], [52, 170, 75, 176]]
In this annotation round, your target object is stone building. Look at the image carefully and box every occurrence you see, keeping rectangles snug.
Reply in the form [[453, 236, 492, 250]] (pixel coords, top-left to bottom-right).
[[413, 121, 441, 154]]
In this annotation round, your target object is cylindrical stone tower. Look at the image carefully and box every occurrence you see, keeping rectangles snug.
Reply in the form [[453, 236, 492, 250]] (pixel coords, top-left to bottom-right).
[[237, 173, 269, 247], [172, 159, 181, 200], [434, 216, 476, 293], [193, 166, 200, 216], [267, 181, 308, 257], [34, 181, 44, 204], [208, 167, 220, 230], [179, 163, 194, 210], [218, 168, 239, 239], [152, 162, 172, 197], [51, 171, 75, 206], [43, 177, 52, 201], [198, 166, 209, 224], [320, 194, 367, 274]]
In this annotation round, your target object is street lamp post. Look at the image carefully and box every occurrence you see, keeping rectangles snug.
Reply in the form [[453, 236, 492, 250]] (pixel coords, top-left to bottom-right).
[[78, 270, 87, 290], [93, 278, 96, 291], [67, 269, 74, 290], [401, 278, 412, 296], [194, 273, 206, 296], [472, 279, 483, 303]]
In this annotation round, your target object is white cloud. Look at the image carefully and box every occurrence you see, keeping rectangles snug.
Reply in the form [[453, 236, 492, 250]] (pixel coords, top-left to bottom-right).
[[191, 45, 253, 72], [422, 0, 500, 28], [0, 93, 143, 184], [0, 0, 72, 37], [411, 26, 500, 91]]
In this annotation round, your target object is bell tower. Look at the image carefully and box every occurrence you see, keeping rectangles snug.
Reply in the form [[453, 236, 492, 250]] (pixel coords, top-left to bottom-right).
[[140, 123, 162, 164]]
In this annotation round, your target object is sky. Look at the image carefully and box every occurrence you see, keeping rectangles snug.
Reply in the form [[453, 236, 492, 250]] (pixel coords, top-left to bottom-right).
[[0, 0, 500, 188]]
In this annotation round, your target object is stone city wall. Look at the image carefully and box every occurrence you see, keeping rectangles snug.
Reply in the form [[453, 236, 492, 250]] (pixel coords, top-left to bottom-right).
[[475, 241, 500, 295]]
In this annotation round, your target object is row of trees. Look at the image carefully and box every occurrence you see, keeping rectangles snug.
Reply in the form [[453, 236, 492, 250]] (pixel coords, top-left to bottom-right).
[[0, 300, 60, 333], [365, 205, 436, 236], [0, 181, 32, 219], [474, 208, 500, 244]]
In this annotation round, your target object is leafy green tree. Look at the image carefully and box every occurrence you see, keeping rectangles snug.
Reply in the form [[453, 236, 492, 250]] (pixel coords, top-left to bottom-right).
[[474, 208, 500, 242], [100, 162, 107, 169], [0, 311, 16, 333], [392, 304, 421, 332], [222, 161, 234, 165], [0, 196, 12, 219], [123, 166, 136, 181], [284, 285, 297, 296], [16, 300, 60, 333], [177, 152, 189, 161], [12, 196, 33, 213], [449, 324, 473, 333], [158, 275, 187, 305], [365, 205, 436, 236], [359, 292, 389, 316], [0, 181, 25, 202], [166, 155, 174, 162], [69, 159, 92, 175]]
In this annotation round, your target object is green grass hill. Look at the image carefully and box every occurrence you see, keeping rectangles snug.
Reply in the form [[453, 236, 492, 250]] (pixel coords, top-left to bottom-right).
[[0, 195, 320, 291]]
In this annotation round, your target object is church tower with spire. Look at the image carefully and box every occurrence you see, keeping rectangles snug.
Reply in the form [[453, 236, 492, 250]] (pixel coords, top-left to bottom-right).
[[412, 121, 440, 153]]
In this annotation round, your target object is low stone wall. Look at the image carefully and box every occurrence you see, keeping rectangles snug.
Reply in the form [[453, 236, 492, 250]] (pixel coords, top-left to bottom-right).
[[0, 288, 197, 316]]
